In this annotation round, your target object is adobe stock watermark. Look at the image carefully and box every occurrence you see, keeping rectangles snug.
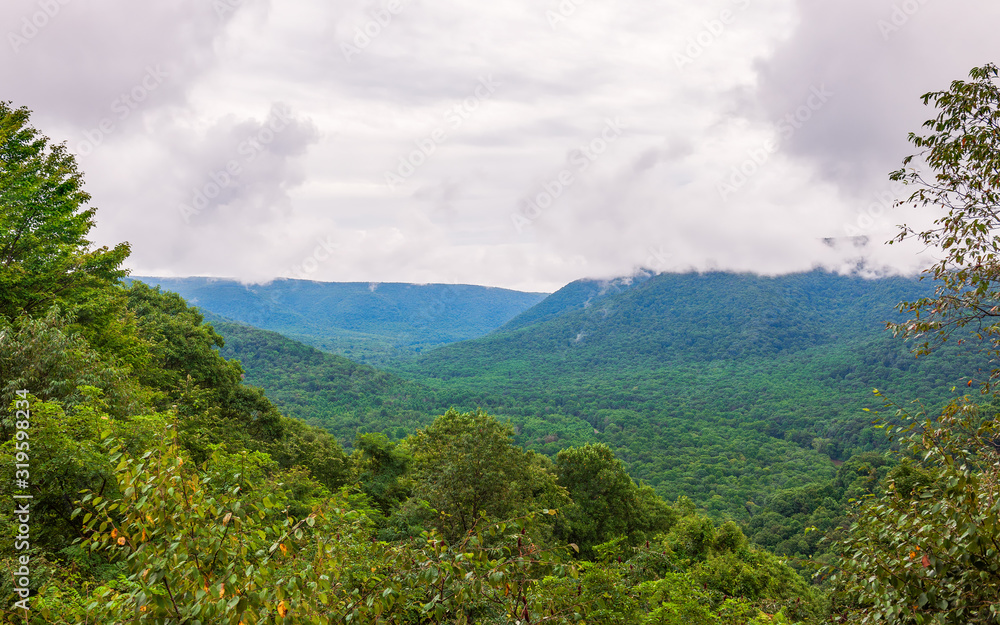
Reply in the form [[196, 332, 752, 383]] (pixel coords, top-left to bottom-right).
[[341, 0, 411, 61], [213, 0, 246, 20], [383, 75, 500, 191], [674, 0, 752, 69], [546, 0, 586, 30], [287, 235, 339, 280], [843, 180, 907, 237], [76, 65, 171, 157], [8, 0, 72, 56], [178, 106, 295, 224], [409, 282, 463, 330], [511, 117, 626, 234], [11, 390, 33, 614], [643, 246, 674, 274], [878, 0, 931, 41], [717, 84, 833, 202]]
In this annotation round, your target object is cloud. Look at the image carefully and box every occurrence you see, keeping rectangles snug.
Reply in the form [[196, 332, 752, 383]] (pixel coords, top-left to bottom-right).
[[751, 0, 1000, 195], [2, 0, 995, 291], [1, 0, 267, 128]]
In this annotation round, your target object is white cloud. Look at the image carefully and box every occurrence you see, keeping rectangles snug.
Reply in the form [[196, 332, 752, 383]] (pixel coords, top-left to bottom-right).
[[2, 0, 993, 291]]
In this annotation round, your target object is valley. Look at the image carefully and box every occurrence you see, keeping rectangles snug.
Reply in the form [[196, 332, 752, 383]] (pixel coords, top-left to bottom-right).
[[160, 270, 984, 523]]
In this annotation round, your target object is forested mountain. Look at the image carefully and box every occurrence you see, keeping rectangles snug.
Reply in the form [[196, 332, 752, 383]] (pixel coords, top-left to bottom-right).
[[497, 272, 653, 332], [412, 270, 935, 371], [386, 270, 986, 518], [203, 269, 985, 523], [131, 277, 546, 364]]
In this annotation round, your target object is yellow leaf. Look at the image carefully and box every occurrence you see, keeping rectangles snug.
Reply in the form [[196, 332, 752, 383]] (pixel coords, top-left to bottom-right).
[[220, 583, 225, 598], [277, 601, 287, 617], [279, 543, 287, 555]]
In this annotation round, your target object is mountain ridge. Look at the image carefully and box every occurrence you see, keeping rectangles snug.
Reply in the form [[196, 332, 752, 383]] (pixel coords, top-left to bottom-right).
[[129, 276, 548, 364]]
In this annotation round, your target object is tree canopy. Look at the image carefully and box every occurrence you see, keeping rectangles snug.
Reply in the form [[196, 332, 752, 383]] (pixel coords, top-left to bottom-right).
[[889, 63, 1000, 388], [832, 63, 1000, 624], [0, 101, 130, 322]]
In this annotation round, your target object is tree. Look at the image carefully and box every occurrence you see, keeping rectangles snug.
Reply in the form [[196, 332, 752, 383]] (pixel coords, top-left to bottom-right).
[[555, 443, 675, 558], [831, 398, 1000, 624], [0, 102, 130, 322], [404, 409, 569, 543], [351, 432, 412, 519], [888, 63, 1000, 388], [831, 63, 1000, 623]]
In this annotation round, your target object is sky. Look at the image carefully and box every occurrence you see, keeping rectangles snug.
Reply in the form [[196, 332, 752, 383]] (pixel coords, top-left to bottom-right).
[[2, 0, 998, 292]]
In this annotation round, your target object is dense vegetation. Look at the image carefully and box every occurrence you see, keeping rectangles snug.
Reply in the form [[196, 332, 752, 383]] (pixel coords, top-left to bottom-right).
[[205, 271, 984, 527], [208, 314, 439, 439]]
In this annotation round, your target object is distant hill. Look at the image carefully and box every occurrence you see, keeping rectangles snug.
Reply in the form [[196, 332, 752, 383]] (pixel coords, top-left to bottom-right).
[[415, 270, 933, 370], [498, 272, 653, 332], [131, 277, 548, 364]]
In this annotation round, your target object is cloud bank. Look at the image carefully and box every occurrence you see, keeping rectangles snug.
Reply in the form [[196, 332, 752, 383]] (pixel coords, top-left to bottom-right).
[[2, 0, 993, 291]]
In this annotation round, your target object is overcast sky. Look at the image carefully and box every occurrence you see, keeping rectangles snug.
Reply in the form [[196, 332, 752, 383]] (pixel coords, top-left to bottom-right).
[[3, 0, 997, 292]]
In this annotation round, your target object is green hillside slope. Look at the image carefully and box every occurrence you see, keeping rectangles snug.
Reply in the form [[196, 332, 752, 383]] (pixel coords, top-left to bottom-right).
[[205, 313, 440, 440]]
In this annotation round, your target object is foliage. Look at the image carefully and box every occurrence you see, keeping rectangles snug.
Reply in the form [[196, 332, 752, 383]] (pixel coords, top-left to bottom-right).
[[830, 63, 1000, 623], [351, 432, 413, 521], [888, 63, 1000, 388], [537, 503, 824, 624], [555, 443, 677, 558], [0, 394, 168, 556], [57, 425, 588, 624], [403, 409, 570, 543], [386, 271, 982, 520], [211, 270, 985, 522], [830, 397, 1000, 623], [210, 316, 437, 439], [0, 101, 130, 323], [0, 310, 144, 416]]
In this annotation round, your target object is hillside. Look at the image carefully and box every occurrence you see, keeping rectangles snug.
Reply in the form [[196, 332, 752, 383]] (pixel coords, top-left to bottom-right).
[[205, 313, 440, 441], [131, 277, 547, 364], [415, 270, 931, 370], [387, 270, 985, 517]]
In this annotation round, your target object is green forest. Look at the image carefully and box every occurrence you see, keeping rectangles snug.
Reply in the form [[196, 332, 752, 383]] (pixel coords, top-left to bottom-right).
[[3, 64, 1000, 623]]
